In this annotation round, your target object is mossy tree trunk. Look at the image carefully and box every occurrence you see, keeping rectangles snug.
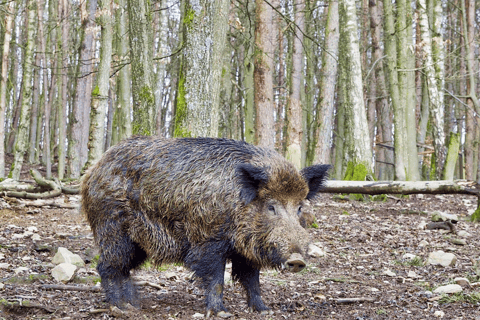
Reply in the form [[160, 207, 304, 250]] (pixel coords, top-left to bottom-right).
[[0, 0, 15, 179], [338, 0, 373, 177], [10, 0, 36, 180], [127, 0, 155, 136], [85, 0, 113, 169], [174, 0, 229, 138]]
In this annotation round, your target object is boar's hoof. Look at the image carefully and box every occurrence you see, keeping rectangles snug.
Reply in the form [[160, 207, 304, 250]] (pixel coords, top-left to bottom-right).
[[206, 310, 233, 318], [286, 253, 306, 272]]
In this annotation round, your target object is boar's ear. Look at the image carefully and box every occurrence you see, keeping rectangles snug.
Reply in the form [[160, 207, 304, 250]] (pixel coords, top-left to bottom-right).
[[236, 164, 269, 205], [300, 164, 331, 200]]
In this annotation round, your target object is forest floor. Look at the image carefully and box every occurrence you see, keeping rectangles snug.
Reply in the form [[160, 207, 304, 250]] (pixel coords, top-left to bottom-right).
[[1, 160, 480, 319]]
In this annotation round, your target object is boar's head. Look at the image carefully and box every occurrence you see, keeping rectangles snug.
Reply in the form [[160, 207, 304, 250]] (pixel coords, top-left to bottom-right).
[[234, 161, 330, 272]]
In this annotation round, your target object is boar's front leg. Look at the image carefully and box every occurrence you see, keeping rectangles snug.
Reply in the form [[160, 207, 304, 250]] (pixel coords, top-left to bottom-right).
[[231, 253, 271, 314], [185, 243, 231, 317]]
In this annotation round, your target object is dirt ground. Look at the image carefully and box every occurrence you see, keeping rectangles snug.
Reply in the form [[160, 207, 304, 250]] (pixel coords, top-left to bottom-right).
[[1, 162, 480, 319]]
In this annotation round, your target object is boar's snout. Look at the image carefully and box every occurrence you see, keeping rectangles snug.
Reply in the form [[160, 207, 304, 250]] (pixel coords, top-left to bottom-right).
[[286, 253, 306, 272]]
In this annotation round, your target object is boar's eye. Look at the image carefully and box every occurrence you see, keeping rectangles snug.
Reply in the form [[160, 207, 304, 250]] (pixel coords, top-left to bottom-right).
[[268, 205, 276, 215], [297, 206, 302, 216]]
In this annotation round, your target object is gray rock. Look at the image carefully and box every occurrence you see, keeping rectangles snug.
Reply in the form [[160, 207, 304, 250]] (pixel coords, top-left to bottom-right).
[[308, 243, 325, 258], [52, 247, 85, 267], [431, 211, 458, 222], [454, 277, 470, 287], [457, 230, 471, 238], [426, 251, 456, 267], [52, 263, 77, 282], [433, 284, 462, 294]]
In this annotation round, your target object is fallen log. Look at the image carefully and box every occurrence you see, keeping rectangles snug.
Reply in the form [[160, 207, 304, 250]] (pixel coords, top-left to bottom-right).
[[321, 180, 479, 197]]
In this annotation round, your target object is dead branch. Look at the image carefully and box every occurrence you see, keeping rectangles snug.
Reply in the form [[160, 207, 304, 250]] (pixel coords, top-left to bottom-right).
[[41, 284, 102, 292], [1, 300, 55, 313], [334, 297, 376, 304], [19, 199, 78, 209]]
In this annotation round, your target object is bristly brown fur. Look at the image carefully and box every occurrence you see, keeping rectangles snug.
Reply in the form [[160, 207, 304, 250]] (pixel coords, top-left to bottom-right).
[[81, 136, 330, 313]]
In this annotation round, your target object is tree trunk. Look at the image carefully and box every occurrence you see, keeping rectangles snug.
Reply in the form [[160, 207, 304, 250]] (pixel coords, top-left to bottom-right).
[[85, 0, 113, 168], [254, 0, 275, 148], [0, 0, 15, 178], [113, 0, 132, 144], [418, 0, 447, 179], [57, 0, 69, 180], [10, 0, 36, 180], [338, 0, 373, 174], [174, 0, 229, 138], [313, 0, 339, 166], [69, 0, 97, 178], [285, 0, 305, 169], [127, 0, 155, 135]]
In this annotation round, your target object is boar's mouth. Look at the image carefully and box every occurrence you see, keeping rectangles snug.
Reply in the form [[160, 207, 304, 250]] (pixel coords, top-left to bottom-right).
[[285, 252, 306, 272]]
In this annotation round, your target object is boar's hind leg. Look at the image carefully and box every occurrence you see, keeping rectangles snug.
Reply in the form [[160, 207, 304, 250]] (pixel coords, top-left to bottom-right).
[[231, 254, 270, 313], [97, 225, 147, 307]]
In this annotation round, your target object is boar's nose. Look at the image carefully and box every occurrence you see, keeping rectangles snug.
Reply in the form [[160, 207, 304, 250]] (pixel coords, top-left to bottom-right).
[[286, 253, 306, 272]]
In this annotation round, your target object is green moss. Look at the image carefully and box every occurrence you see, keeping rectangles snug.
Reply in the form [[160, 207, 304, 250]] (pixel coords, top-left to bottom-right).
[[92, 85, 100, 97], [174, 71, 192, 138], [470, 206, 480, 222], [183, 4, 195, 27], [370, 194, 387, 202], [343, 161, 370, 200]]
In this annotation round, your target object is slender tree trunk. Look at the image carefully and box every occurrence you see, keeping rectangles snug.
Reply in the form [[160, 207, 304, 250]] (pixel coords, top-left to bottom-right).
[[127, 0, 155, 135], [113, 0, 132, 144], [57, 0, 68, 179], [0, 0, 15, 178], [154, 0, 168, 137], [85, 0, 113, 168], [285, 0, 305, 169], [28, 47, 41, 164], [339, 0, 373, 174], [313, 0, 339, 165], [254, 0, 275, 148], [10, 0, 36, 180], [69, 0, 97, 178], [418, 0, 447, 179]]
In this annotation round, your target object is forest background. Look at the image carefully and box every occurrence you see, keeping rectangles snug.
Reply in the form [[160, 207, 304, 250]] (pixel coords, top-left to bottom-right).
[[0, 0, 479, 186]]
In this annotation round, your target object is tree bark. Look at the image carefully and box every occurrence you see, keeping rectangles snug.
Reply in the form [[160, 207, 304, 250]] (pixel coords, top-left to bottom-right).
[[313, 0, 339, 165], [10, 0, 36, 181], [127, 0, 155, 135], [338, 0, 373, 173], [0, 0, 15, 178], [254, 0, 275, 148], [285, 0, 305, 169], [85, 0, 113, 168], [69, 0, 97, 178]]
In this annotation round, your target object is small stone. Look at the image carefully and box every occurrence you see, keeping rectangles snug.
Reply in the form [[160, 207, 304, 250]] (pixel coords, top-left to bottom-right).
[[450, 238, 466, 246], [433, 284, 462, 294], [52, 263, 77, 282], [14, 267, 29, 274], [192, 313, 205, 318], [0, 263, 10, 269], [383, 269, 396, 277], [402, 253, 418, 260], [369, 287, 379, 292], [217, 311, 233, 318], [417, 221, 427, 230], [52, 247, 85, 267], [418, 240, 429, 247], [434, 310, 445, 318], [426, 251, 456, 267], [0, 253, 4, 260], [308, 244, 325, 258], [27, 226, 38, 232], [407, 271, 419, 279], [31, 234, 41, 241], [454, 277, 470, 287], [457, 230, 471, 237], [431, 211, 458, 222], [0, 283, 4, 290], [12, 233, 26, 239], [471, 282, 480, 288], [164, 272, 177, 280]]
